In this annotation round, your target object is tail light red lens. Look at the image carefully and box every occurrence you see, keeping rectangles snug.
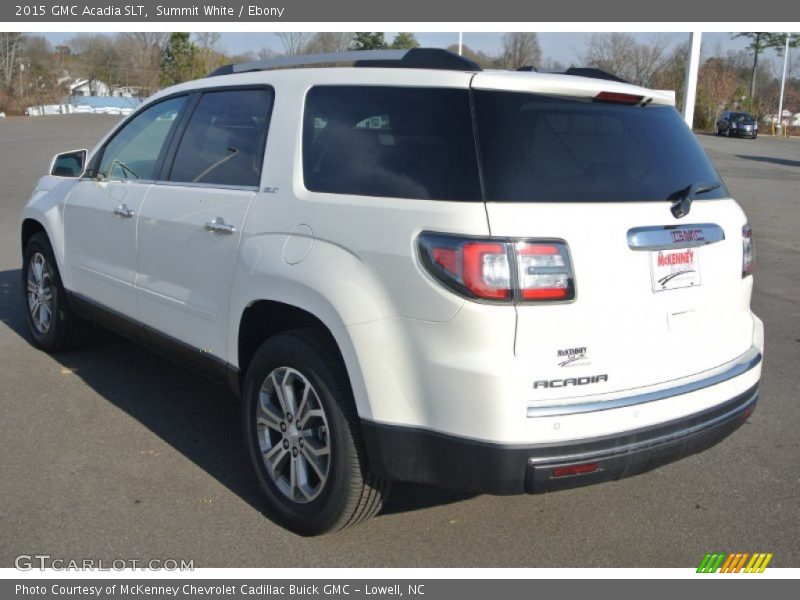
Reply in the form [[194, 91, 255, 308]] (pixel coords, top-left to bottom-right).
[[516, 242, 572, 300], [742, 224, 754, 278], [462, 242, 512, 300], [593, 91, 645, 105], [418, 233, 574, 303]]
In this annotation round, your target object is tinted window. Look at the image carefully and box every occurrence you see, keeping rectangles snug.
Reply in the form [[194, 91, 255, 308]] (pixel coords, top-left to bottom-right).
[[169, 89, 272, 187], [97, 96, 186, 181], [729, 112, 754, 123], [474, 91, 727, 202], [303, 86, 481, 201]]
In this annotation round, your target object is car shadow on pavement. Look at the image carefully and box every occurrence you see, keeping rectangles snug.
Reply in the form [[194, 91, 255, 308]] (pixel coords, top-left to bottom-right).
[[736, 155, 800, 169], [0, 268, 473, 525]]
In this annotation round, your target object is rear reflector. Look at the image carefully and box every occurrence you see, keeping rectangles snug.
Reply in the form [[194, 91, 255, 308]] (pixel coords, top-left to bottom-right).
[[418, 233, 574, 303], [742, 224, 754, 278], [552, 462, 599, 478], [593, 91, 644, 105]]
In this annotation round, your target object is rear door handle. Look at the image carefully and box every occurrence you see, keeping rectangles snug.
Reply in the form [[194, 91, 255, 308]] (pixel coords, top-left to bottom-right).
[[114, 204, 135, 218], [205, 217, 236, 234]]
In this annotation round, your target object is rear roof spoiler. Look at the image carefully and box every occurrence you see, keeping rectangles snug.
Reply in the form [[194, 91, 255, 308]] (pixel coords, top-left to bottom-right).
[[517, 65, 630, 84]]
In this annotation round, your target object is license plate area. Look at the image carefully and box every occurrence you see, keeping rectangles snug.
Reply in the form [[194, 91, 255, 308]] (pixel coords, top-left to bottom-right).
[[651, 248, 701, 292]]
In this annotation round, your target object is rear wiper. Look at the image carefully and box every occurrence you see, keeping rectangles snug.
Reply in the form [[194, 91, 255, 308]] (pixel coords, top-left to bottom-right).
[[670, 181, 721, 219]]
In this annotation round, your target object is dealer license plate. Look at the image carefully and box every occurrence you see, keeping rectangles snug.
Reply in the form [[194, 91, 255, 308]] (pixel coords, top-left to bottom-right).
[[650, 248, 701, 292]]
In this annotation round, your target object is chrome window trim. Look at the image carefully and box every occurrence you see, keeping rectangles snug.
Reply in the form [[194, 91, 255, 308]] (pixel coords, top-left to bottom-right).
[[79, 177, 157, 184], [627, 223, 725, 251], [527, 345, 761, 418], [153, 180, 258, 192]]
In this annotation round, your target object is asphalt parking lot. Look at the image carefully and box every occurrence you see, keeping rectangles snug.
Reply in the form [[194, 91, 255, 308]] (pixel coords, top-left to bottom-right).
[[0, 115, 798, 568]]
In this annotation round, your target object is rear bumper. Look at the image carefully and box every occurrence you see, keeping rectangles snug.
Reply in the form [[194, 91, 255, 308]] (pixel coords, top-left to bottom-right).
[[361, 383, 758, 495]]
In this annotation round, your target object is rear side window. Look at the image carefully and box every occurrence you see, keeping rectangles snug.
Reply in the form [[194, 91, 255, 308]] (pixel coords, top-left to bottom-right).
[[303, 86, 482, 201], [169, 88, 273, 187], [473, 90, 727, 202]]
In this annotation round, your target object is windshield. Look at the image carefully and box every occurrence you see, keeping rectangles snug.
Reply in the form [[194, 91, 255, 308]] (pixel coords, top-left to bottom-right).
[[730, 112, 755, 123], [473, 90, 727, 202]]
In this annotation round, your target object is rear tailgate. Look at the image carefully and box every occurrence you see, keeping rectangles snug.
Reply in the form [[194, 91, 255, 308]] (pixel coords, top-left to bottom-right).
[[487, 200, 754, 402], [471, 73, 755, 402]]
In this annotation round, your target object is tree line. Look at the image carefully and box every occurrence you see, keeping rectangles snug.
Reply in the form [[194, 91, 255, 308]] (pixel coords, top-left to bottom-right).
[[1, 31, 797, 130], [575, 32, 798, 129]]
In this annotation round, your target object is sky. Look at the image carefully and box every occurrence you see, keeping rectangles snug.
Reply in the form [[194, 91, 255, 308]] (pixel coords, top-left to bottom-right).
[[36, 31, 774, 68]]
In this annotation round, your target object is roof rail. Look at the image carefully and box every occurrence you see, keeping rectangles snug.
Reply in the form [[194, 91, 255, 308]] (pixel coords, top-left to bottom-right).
[[518, 65, 629, 84], [208, 48, 481, 77]]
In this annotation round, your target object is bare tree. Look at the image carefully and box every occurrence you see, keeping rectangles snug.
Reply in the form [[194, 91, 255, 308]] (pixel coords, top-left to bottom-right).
[[446, 43, 495, 69], [69, 34, 121, 95], [539, 57, 566, 70], [257, 47, 278, 61], [18, 35, 59, 103], [117, 32, 167, 95], [194, 32, 226, 75], [651, 41, 689, 110], [275, 33, 313, 56], [697, 56, 738, 127], [304, 32, 353, 54], [499, 32, 542, 70], [228, 51, 256, 63], [1, 33, 24, 91], [581, 33, 671, 87]]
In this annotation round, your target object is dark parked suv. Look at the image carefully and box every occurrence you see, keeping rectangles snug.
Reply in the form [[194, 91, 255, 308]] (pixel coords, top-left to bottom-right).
[[716, 111, 758, 138]]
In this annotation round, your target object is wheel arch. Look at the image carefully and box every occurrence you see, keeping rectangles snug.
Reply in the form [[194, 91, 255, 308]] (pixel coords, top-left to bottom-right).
[[20, 179, 73, 290], [234, 298, 372, 419], [21, 218, 47, 254]]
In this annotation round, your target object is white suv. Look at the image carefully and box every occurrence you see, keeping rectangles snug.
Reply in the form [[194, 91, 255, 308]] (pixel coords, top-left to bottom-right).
[[20, 49, 763, 535]]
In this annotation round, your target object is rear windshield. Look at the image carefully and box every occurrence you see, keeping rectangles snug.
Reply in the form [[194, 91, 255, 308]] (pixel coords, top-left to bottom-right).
[[301, 86, 726, 203], [474, 90, 726, 202]]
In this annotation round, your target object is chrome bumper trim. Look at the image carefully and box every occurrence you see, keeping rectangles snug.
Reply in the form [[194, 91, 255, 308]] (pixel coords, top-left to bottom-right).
[[527, 385, 758, 464], [527, 346, 762, 418]]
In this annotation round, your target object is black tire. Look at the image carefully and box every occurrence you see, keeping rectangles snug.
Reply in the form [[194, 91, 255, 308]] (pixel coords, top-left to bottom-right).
[[21, 232, 92, 352], [716, 127, 722, 136], [242, 329, 389, 535]]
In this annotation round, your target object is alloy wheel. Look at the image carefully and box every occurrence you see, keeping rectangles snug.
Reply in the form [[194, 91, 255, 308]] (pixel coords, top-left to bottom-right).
[[26, 252, 54, 334], [256, 367, 331, 503]]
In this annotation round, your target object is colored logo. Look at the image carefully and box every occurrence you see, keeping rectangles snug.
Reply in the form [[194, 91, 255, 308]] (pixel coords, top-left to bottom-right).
[[697, 552, 773, 573]]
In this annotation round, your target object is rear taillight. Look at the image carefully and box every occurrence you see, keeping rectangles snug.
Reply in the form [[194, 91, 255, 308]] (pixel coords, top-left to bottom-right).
[[515, 242, 572, 300], [742, 224, 754, 277], [418, 233, 575, 303]]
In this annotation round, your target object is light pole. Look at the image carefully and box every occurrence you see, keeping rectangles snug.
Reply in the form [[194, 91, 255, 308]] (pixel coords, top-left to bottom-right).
[[777, 33, 791, 135], [682, 32, 702, 129], [458, 32, 463, 56]]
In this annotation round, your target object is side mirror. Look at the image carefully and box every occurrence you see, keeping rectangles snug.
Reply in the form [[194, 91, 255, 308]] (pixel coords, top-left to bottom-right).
[[50, 149, 87, 178]]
